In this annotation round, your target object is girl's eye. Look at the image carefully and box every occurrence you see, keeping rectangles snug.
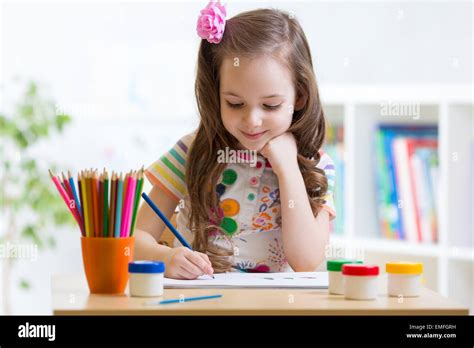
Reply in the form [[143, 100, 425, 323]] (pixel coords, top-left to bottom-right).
[[264, 104, 282, 111], [226, 101, 243, 109]]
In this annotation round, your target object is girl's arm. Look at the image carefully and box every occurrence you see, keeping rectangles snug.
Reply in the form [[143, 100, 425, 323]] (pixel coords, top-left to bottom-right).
[[261, 132, 330, 271], [134, 185, 214, 279], [134, 185, 177, 260], [278, 165, 329, 271]]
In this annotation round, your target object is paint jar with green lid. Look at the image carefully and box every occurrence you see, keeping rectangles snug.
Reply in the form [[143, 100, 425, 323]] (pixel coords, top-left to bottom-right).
[[327, 259, 363, 295]]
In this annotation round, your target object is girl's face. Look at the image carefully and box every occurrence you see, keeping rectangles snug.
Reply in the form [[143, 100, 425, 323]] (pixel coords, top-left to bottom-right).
[[219, 55, 303, 152]]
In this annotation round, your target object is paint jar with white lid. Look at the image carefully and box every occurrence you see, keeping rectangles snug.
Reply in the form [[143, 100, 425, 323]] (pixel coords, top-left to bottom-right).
[[327, 259, 363, 295], [128, 261, 165, 297], [386, 262, 423, 297], [342, 264, 379, 300]]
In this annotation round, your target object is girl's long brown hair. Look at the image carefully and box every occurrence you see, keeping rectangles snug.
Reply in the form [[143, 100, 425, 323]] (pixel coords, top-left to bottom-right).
[[187, 9, 328, 272]]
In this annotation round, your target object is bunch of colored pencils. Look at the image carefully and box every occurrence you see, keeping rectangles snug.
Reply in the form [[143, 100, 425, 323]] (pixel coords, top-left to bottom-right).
[[49, 168, 144, 238]]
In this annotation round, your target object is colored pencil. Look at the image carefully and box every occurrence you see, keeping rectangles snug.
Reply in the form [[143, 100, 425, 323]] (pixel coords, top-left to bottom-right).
[[130, 168, 144, 237], [81, 171, 87, 237], [78, 172, 86, 236], [80, 172, 91, 237], [61, 172, 74, 200], [141, 192, 192, 249], [84, 169, 94, 237], [59, 172, 69, 194], [157, 294, 223, 305], [59, 172, 80, 224], [89, 170, 96, 237], [49, 170, 81, 227], [114, 174, 123, 238], [109, 172, 117, 238], [120, 173, 131, 237], [127, 173, 137, 237], [77, 173, 85, 236], [120, 174, 129, 237], [85, 171, 94, 237], [103, 170, 109, 237], [99, 174, 104, 236], [69, 171, 82, 220], [123, 172, 137, 237], [122, 171, 129, 208], [66, 171, 84, 236], [61, 171, 84, 234], [62, 173, 79, 221], [91, 171, 100, 237]]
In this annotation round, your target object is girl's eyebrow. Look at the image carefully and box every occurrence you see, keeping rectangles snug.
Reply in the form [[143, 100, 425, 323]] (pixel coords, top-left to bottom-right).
[[222, 91, 284, 99]]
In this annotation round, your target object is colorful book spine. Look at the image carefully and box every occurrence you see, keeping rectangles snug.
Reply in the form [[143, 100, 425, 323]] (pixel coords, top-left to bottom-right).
[[374, 125, 438, 243]]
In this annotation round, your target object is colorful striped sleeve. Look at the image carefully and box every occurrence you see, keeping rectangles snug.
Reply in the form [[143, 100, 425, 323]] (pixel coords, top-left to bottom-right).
[[144, 133, 195, 202], [316, 150, 337, 220]]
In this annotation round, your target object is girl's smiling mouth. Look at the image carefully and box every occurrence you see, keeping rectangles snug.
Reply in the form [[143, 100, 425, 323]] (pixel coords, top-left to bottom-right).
[[241, 130, 268, 140]]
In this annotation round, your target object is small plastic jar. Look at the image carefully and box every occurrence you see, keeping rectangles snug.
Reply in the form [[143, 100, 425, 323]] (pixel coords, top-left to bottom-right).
[[342, 264, 379, 300], [386, 262, 423, 297], [327, 259, 363, 295], [128, 261, 165, 297]]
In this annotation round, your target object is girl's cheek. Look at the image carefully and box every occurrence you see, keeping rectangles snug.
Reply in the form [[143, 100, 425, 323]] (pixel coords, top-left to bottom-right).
[[221, 113, 239, 134], [271, 110, 293, 130]]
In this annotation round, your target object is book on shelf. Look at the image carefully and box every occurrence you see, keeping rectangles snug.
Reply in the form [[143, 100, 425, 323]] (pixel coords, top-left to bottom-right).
[[374, 125, 438, 243], [325, 124, 344, 235]]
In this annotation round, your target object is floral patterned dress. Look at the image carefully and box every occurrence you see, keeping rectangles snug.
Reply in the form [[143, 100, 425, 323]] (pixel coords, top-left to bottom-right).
[[145, 132, 336, 273]]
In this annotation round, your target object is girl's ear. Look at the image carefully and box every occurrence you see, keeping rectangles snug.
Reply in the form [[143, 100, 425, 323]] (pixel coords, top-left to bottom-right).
[[294, 89, 308, 111]]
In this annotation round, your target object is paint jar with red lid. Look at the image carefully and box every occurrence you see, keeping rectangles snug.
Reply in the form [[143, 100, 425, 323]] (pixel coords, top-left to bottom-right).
[[342, 264, 379, 300]]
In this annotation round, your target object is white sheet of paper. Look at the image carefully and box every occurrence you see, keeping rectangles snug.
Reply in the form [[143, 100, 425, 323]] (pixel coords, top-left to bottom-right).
[[163, 271, 328, 289]]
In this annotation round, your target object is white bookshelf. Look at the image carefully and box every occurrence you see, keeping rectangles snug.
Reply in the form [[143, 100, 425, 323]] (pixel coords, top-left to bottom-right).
[[321, 85, 473, 313]]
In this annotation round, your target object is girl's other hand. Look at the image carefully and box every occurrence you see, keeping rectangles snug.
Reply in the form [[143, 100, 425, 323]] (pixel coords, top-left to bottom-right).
[[260, 131, 298, 176], [163, 247, 214, 279]]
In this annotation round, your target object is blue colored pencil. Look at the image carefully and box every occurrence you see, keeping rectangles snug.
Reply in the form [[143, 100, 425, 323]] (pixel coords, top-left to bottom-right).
[[141, 192, 214, 278], [114, 174, 123, 238], [68, 171, 82, 220], [141, 192, 192, 249], [158, 294, 222, 305]]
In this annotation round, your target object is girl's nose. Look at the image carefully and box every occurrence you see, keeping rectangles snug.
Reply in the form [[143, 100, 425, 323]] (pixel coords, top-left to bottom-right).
[[242, 109, 263, 129]]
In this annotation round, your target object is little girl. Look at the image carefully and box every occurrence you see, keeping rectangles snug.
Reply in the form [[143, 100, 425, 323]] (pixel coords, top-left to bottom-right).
[[135, 1, 336, 279]]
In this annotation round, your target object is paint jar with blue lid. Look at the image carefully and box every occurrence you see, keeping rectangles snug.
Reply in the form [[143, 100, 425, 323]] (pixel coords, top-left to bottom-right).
[[128, 261, 165, 297]]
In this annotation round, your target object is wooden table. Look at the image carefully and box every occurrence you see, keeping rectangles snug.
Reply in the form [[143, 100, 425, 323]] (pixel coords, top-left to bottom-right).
[[52, 274, 468, 315]]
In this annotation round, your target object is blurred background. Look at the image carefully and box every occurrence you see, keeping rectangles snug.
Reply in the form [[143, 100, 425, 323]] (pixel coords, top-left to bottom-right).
[[0, 0, 472, 314]]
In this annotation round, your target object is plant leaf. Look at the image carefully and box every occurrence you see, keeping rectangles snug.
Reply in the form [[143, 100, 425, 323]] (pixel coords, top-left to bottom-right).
[[19, 279, 31, 290]]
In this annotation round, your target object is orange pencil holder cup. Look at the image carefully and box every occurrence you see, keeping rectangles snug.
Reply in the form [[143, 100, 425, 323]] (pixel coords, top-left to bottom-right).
[[81, 236, 135, 294]]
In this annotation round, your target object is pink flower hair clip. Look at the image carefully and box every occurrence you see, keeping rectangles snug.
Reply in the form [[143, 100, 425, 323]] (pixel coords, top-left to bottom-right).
[[196, 0, 227, 44]]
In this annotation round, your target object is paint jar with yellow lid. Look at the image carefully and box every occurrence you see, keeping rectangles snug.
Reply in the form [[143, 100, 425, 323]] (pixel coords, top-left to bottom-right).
[[386, 262, 423, 297]]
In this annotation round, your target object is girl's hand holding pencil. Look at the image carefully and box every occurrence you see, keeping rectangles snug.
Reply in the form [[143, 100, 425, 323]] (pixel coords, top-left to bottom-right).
[[141, 192, 214, 280], [163, 246, 214, 280]]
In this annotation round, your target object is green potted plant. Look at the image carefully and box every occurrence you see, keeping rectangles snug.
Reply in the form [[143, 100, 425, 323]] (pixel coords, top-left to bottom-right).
[[0, 81, 74, 314]]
